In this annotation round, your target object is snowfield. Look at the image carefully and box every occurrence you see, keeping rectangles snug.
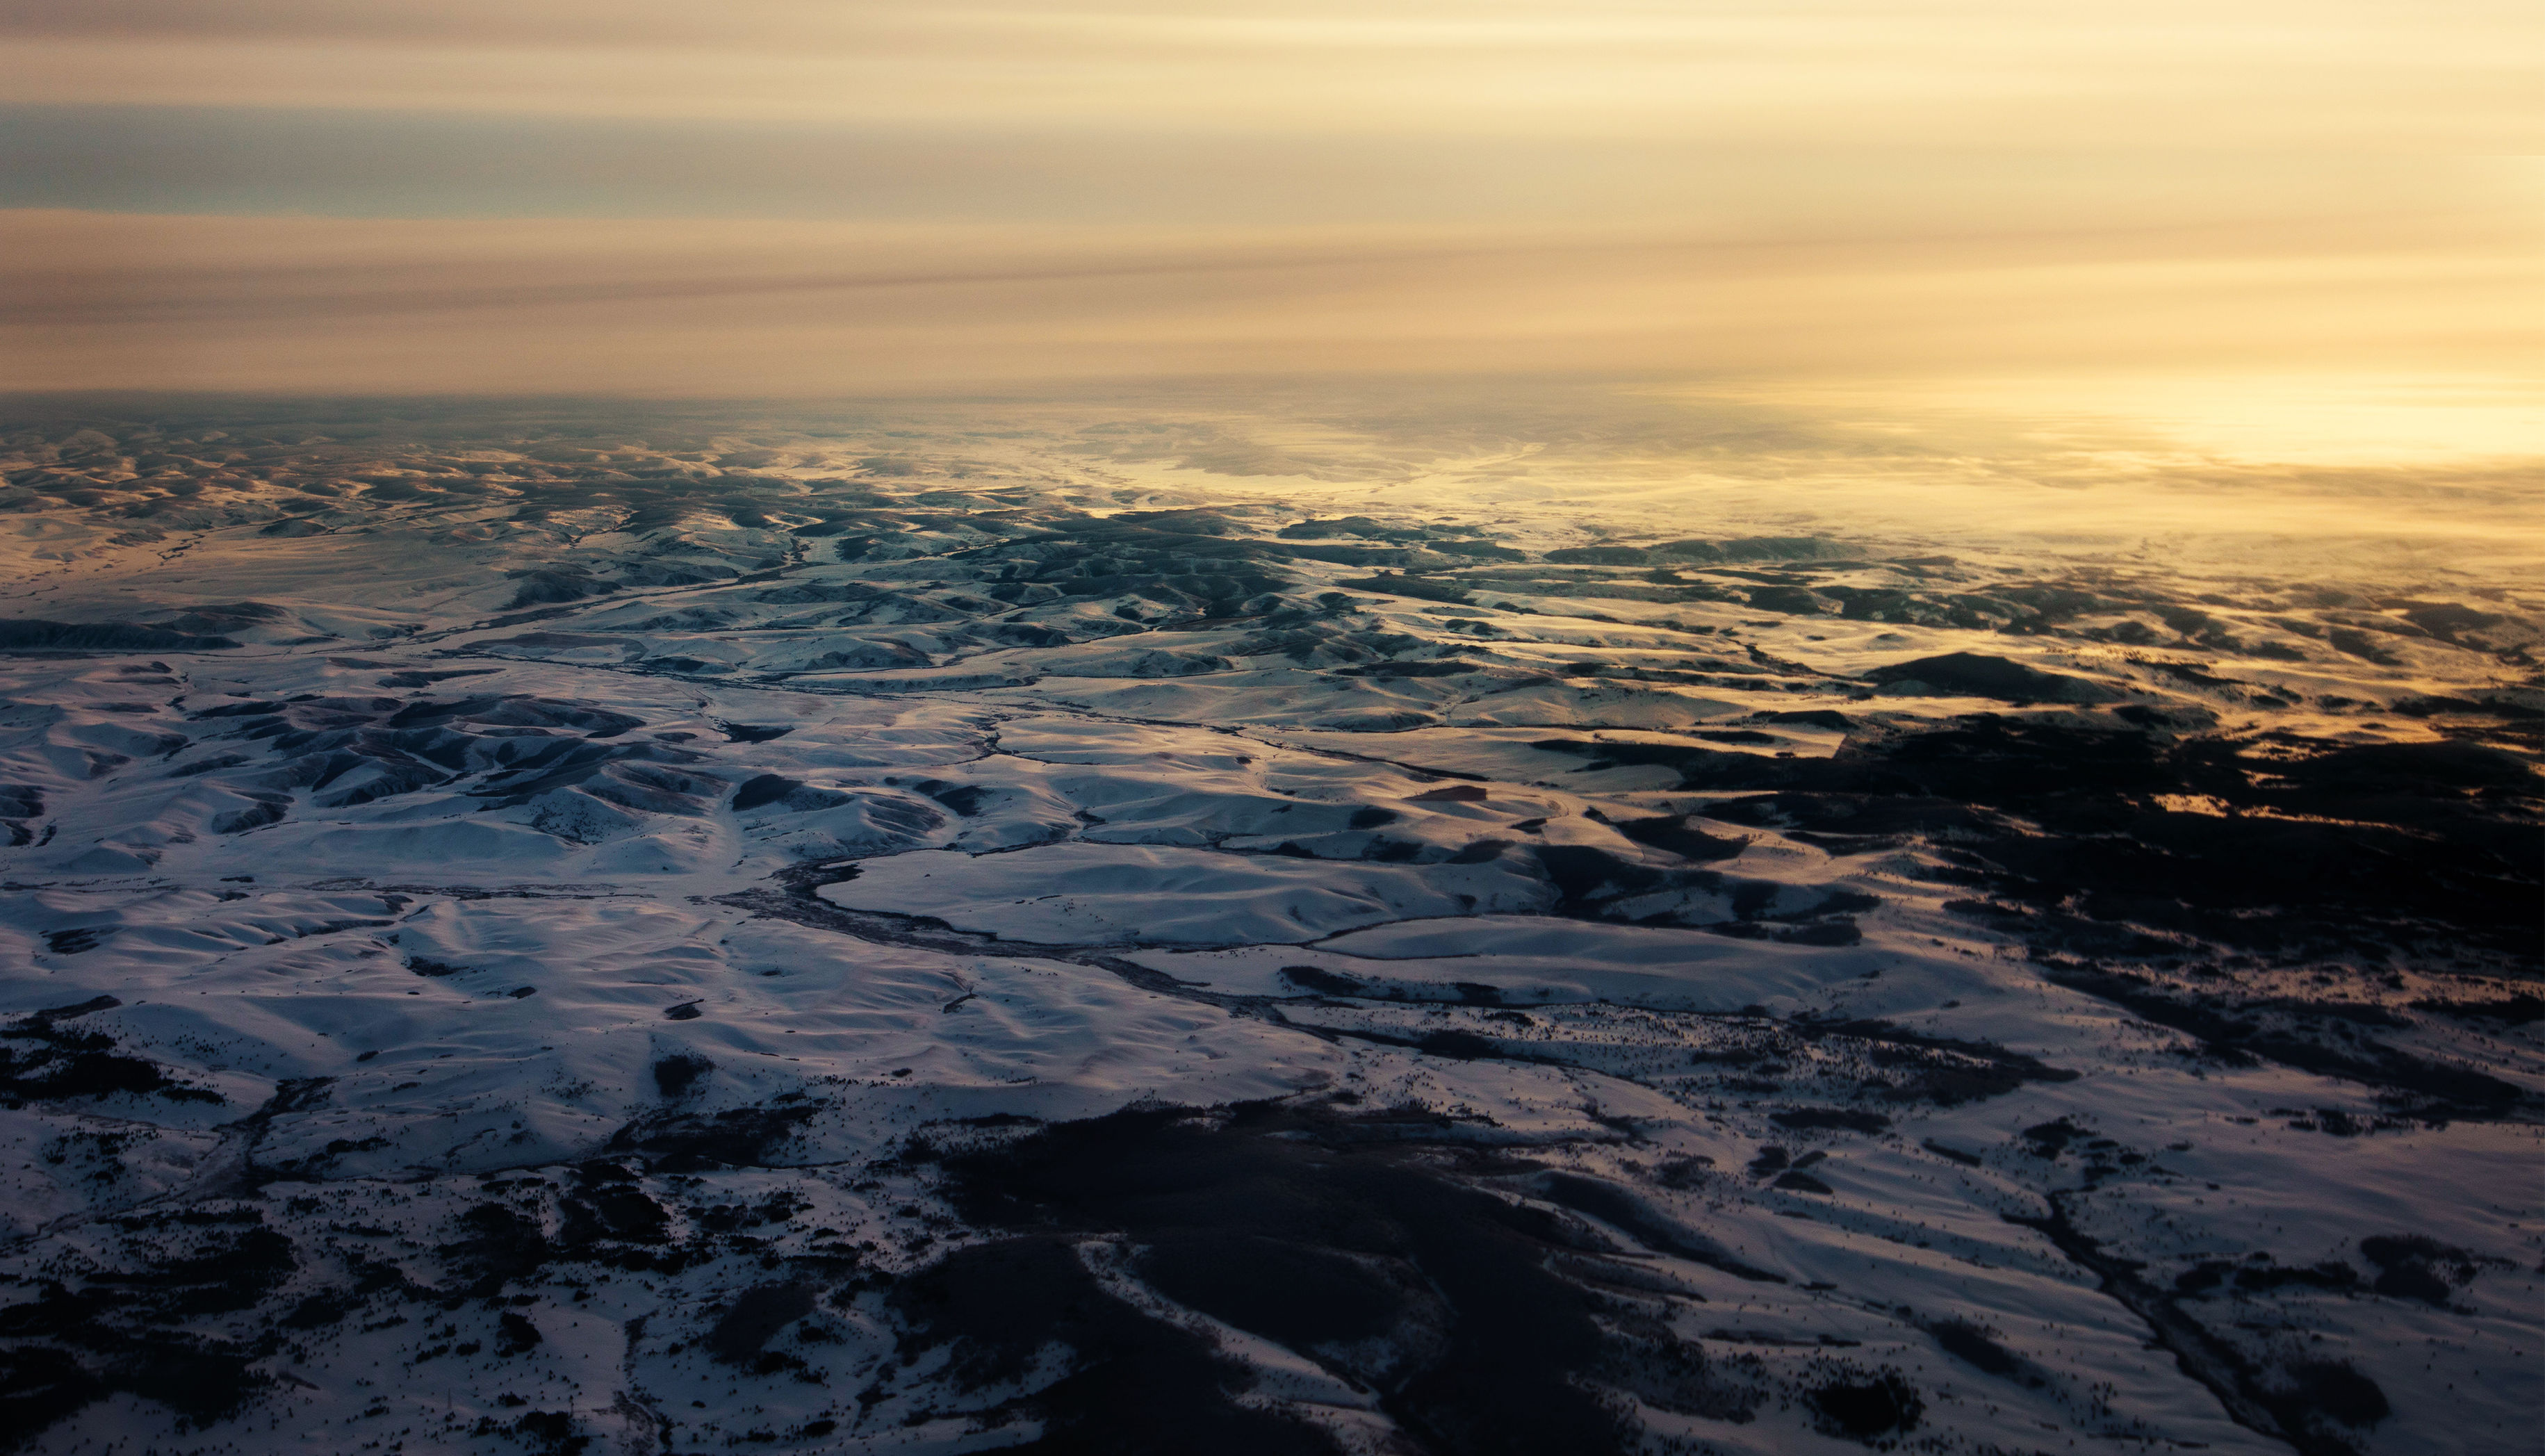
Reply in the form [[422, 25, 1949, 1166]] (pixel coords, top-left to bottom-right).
[[0, 396, 2537, 1456]]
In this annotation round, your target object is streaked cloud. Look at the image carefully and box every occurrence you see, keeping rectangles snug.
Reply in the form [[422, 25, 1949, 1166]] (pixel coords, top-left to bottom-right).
[[5, 204, 2532, 400], [0, 0, 2534, 471], [1, 1, 2535, 146]]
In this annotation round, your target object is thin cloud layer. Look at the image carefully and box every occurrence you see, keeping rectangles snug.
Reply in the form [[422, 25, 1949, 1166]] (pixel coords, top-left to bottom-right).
[[1, 0, 2537, 146], [0, 0, 2535, 475], [4, 207, 2535, 402]]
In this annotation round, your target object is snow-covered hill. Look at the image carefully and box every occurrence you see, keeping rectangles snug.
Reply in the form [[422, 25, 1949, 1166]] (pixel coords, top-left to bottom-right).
[[1, 397, 2537, 1456]]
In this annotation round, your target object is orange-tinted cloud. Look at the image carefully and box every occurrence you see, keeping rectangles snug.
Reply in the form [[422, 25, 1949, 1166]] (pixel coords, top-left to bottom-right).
[[1, 0, 2536, 147], [4, 204, 2534, 402], [0, 0, 2535, 473]]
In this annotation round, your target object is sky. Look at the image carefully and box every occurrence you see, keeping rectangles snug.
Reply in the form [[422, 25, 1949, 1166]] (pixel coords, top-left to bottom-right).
[[0, 0, 2537, 469]]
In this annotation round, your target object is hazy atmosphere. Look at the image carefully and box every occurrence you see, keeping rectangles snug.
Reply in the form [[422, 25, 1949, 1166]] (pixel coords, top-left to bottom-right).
[[1, 5, 2538, 1456], [6, 2, 2539, 420]]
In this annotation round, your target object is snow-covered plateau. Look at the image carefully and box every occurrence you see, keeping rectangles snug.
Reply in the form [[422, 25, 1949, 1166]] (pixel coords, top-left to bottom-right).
[[0, 395, 2536, 1456]]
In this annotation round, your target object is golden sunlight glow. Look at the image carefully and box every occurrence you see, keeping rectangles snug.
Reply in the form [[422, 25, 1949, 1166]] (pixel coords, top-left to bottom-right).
[[0, 0, 2537, 485]]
